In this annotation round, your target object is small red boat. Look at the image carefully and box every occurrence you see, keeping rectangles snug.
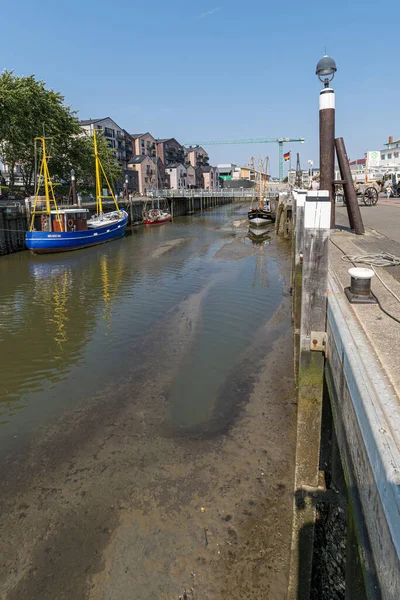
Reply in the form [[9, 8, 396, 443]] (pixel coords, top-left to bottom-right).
[[143, 200, 171, 226]]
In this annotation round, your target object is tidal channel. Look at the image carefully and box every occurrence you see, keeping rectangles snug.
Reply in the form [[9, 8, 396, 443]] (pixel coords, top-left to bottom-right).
[[0, 204, 296, 599]]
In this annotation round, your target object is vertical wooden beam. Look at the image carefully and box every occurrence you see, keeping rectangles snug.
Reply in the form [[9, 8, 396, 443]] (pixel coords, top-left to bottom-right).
[[288, 190, 330, 600]]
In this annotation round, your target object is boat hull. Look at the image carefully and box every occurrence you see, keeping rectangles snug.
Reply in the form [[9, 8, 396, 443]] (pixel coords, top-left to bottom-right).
[[247, 209, 275, 226], [143, 215, 171, 225], [26, 211, 128, 254]]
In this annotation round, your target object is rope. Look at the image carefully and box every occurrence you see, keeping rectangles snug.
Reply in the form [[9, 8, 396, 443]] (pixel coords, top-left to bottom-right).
[[341, 252, 400, 268], [330, 240, 400, 324]]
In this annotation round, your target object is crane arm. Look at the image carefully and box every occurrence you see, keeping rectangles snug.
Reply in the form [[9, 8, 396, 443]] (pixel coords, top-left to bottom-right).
[[184, 137, 305, 146]]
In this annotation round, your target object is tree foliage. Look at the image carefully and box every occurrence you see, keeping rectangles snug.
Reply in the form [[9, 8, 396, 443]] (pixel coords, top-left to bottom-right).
[[0, 71, 122, 192]]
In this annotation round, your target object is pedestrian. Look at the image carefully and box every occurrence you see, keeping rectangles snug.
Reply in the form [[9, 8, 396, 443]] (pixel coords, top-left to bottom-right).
[[311, 178, 319, 191], [386, 183, 392, 200]]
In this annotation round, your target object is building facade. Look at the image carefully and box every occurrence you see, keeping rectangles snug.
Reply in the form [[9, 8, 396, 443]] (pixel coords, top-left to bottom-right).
[[186, 165, 203, 189], [216, 163, 236, 181], [165, 163, 187, 189], [80, 118, 127, 166], [184, 146, 209, 168], [130, 133, 157, 158], [157, 139, 185, 166], [201, 166, 218, 190], [127, 155, 156, 195], [379, 135, 400, 169]]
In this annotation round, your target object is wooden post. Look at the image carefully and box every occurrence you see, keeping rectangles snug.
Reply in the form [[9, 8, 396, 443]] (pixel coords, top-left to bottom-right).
[[294, 191, 306, 266], [335, 137, 365, 234], [319, 88, 336, 228], [292, 190, 307, 340], [171, 199, 174, 221], [129, 198, 133, 224], [288, 190, 330, 600]]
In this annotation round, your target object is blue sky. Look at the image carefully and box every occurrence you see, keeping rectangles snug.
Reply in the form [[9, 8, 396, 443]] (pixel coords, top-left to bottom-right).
[[2, 0, 399, 177]]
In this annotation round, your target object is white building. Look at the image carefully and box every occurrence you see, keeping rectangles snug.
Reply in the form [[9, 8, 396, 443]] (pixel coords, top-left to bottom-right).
[[165, 163, 187, 189], [80, 117, 127, 166], [379, 136, 400, 169], [217, 163, 236, 180]]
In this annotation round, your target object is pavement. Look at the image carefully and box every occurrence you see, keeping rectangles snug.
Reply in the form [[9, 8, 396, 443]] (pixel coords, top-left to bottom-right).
[[330, 198, 400, 397]]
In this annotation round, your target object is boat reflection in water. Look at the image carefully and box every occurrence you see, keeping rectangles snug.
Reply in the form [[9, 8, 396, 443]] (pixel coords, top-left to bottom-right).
[[247, 225, 272, 245]]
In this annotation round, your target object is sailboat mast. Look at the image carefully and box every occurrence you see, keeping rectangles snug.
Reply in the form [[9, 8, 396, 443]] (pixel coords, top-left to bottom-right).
[[93, 129, 103, 215], [259, 156, 263, 209], [40, 138, 51, 214]]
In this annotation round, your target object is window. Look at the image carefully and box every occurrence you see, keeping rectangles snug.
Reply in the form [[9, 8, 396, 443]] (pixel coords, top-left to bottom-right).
[[388, 153, 392, 159], [394, 152, 399, 158], [381, 154, 386, 160]]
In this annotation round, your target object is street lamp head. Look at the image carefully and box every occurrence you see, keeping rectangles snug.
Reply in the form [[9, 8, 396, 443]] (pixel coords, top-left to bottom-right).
[[125, 174, 129, 183], [71, 168, 75, 178], [316, 55, 337, 88]]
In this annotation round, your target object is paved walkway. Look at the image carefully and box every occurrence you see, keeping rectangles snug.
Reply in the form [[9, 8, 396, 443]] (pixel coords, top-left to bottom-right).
[[336, 199, 400, 283], [330, 199, 400, 397]]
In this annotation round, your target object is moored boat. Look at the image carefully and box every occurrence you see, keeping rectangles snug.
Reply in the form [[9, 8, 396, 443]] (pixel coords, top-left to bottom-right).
[[26, 133, 128, 254], [247, 156, 276, 226], [143, 199, 171, 225]]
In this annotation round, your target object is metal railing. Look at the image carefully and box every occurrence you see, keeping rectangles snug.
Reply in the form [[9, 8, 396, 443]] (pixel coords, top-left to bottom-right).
[[150, 189, 280, 199]]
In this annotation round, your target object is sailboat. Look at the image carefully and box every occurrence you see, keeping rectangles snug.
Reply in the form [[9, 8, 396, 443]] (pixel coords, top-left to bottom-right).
[[25, 132, 128, 254], [247, 156, 275, 226]]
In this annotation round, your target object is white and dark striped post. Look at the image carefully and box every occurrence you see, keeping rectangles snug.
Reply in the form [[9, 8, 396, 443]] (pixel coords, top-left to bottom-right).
[[316, 55, 337, 229]]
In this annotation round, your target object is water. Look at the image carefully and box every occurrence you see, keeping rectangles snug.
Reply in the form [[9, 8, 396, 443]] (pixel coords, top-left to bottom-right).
[[0, 204, 289, 453]]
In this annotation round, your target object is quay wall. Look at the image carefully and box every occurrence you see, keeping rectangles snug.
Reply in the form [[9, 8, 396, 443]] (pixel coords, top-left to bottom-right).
[[326, 272, 400, 599]]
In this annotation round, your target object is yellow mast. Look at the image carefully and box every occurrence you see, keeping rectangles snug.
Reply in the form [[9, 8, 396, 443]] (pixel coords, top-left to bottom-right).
[[30, 137, 63, 232], [93, 129, 121, 216]]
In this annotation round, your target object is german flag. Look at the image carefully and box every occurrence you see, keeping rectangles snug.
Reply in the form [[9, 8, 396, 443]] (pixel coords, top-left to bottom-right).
[[284, 151, 291, 161]]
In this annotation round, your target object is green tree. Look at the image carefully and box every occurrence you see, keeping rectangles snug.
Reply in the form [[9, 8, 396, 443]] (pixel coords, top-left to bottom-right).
[[0, 71, 122, 192], [67, 132, 123, 192]]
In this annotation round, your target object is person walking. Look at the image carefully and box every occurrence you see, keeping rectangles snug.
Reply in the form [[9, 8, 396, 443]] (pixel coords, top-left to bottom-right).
[[386, 183, 392, 200]]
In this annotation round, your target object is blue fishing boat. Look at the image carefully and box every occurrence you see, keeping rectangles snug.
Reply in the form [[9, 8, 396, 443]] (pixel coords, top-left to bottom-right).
[[26, 133, 128, 254]]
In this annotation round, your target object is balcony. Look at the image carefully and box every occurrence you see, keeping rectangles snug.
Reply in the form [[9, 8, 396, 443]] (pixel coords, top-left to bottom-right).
[[104, 128, 115, 138]]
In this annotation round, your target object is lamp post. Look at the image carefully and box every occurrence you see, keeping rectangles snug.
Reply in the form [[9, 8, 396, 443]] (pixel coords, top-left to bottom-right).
[[124, 173, 129, 200], [316, 54, 337, 228], [70, 169, 77, 205]]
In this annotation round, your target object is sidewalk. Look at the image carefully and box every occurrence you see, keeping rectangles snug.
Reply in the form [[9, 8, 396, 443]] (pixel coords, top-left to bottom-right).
[[336, 200, 400, 283], [330, 205, 400, 397]]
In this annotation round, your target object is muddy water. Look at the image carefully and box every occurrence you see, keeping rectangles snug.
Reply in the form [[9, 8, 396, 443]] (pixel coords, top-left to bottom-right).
[[0, 205, 296, 600]]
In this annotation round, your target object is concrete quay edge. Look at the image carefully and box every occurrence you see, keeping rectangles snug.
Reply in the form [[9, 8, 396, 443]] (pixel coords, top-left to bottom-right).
[[327, 267, 400, 597]]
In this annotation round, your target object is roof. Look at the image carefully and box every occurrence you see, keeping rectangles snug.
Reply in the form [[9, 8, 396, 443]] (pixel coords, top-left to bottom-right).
[[157, 138, 181, 146], [384, 139, 400, 146], [128, 155, 152, 164], [130, 133, 144, 139], [166, 163, 186, 169], [80, 118, 106, 126], [185, 146, 206, 153], [80, 117, 124, 130], [201, 165, 214, 173], [349, 158, 366, 165]]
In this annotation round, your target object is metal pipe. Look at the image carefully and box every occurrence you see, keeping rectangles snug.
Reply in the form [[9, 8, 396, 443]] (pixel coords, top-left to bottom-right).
[[335, 137, 365, 234], [319, 88, 335, 228]]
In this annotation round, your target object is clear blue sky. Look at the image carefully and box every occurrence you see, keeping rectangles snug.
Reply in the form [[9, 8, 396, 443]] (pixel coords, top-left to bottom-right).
[[2, 0, 399, 177]]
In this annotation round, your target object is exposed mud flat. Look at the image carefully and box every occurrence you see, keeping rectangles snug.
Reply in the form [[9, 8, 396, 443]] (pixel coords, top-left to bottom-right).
[[0, 209, 296, 600]]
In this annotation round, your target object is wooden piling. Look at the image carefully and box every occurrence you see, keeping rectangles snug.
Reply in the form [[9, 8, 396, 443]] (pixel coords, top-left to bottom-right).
[[288, 190, 330, 600]]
